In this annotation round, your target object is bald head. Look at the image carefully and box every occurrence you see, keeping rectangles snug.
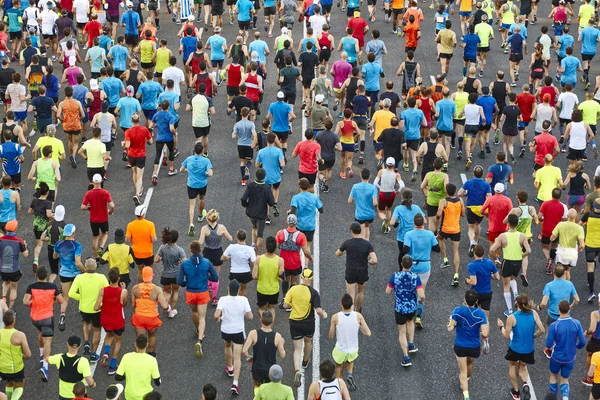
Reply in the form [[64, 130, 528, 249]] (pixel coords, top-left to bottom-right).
[[544, 154, 554, 165], [567, 208, 578, 221]]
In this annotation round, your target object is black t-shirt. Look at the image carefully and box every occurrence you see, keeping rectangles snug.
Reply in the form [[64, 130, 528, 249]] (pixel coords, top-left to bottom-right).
[[339, 237, 374, 271], [379, 91, 401, 115], [299, 52, 319, 81], [315, 130, 340, 161], [0, 67, 16, 90], [32, 96, 56, 119], [228, 95, 254, 122], [378, 128, 405, 161], [472, 10, 487, 26], [279, 66, 300, 94], [502, 105, 521, 134]]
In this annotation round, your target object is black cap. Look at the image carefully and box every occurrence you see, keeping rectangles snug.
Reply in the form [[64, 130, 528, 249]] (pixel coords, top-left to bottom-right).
[[229, 279, 240, 296], [114, 228, 125, 244], [68, 335, 82, 347]]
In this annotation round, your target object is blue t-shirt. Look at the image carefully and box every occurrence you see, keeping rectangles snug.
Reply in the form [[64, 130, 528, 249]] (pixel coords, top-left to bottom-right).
[[461, 178, 491, 206], [152, 111, 178, 142], [487, 163, 512, 195], [463, 34, 480, 60], [121, 10, 141, 35], [233, 119, 255, 146], [182, 155, 212, 188], [342, 37, 358, 63], [508, 33, 524, 54], [54, 239, 83, 278], [348, 0, 359, 8], [362, 62, 383, 92], [291, 192, 323, 231], [509, 22, 527, 38], [434, 11, 448, 31], [116, 97, 141, 128], [580, 26, 600, 55], [557, 34, 574, 58], [353, 95, 370, 115], [476, 95, 496, 125], [388, 271, 422, 314], [560, 56, 581, 84], [451, 306, 488, 348], [435, 99, 456, 131], [264, 0, 275, 6], [403, 228, 438, 274], [349, 182, 378, 221], [87, 46, 105, 73], [365, 39, 386, 65], [108, 45, 130, 72], [137, 80, 164, 110], [256, 146, 284, 184], [543, 279, 577, 319], [391, 204, 425, 242], [157, 91, 180, 123], [181, 36, 197, 62], [207, 35, 227, 61], [31, 95, 55, 119], [0, 142, 23, 175], [100, 77, 125, 107], [268, 101, 293, 132], [467, 259, 498, 294], [236, 0, 254, 21], [401, 108, 426, 140], [249, 40, 268, 64], [546, 317, 586, 363], [72, 85, 89, 110], [99, 35, 112, 56]]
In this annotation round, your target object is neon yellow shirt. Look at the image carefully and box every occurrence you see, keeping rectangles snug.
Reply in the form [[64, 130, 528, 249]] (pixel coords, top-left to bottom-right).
[[35, 136, 65, 162], [81, 138, 106, 168], [116, 352, 160, 400], [48, 353, 91, 398], [578, 100, 600, 125], [535, 165, 562, 201], [68, 272, 109, 313]]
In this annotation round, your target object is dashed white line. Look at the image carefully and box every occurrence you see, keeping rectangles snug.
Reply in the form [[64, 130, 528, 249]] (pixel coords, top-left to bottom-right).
[[460, 173, 467, 185], [90, 328, 107, 377]]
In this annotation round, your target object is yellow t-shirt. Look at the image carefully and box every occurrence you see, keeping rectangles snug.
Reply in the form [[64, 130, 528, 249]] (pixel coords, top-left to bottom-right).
[[578, 100, 600, 125], [460, 0, 473, 13], [535, 165, 562, 201], [102, 243, 134, 275], [475, 22, 494, 47], [438, 29, 456, 54], [284, 284, 320, 321], [81, 138, 106, 168], [592, 351, 600, 383], [116, 352, 160, 400], [68, 272, 109, 313], [579, 4, 595, 28], [48, 353, 91, 398], [552, 221, 584, 248], [35, 136, 65, 162], [140, 40, 155, 64], [155, 47, 171, 73], [371, 109, 395, 141]]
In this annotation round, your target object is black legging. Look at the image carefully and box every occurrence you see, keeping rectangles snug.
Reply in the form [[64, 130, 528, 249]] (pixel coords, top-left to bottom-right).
[[154, 141, 174, 165]]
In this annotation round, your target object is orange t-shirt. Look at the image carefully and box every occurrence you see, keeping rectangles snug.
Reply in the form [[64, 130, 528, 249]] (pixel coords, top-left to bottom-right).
[[126, 219, 157, 258], [404, 23, 420, 48], [404, 7, 424, 27], [61, 98, 82, 132]]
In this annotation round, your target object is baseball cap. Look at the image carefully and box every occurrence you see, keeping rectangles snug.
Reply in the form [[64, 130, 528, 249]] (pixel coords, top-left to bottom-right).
[[54, 205, 65, 222], [494, 183, 505, 193], [269, 365, 284, 383], [106, 384, 124, 400], [188, 14, 195, 20], [64, 224, 76, 236], [67, 335, 82, 347], [301, 268, 314, 280], [135, 205, 146, 216], [126, 0, 133, 6], [5, 220, 17, 232], [281, 27, 288, 34], [214, 26, 222, 33], [142, 266, 154, 282], [543, 93, 551, 101], [92, 173, 103, 183], [386, 157, 395, 166], [277, 91, 285, 99], [315, 94, 324, 103], [114, 228, 125, 244], [126, 85, 134, 96], [286, 214, 297, 225], [251, 51, 259, 61], [90, 79, 99, 90]]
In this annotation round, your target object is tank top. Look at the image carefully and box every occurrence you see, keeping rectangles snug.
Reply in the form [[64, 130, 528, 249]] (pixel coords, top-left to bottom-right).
[[190, 51, 206, 75], [140, 40, 155, 63], [252, 329, 276, 372], [540, 85, 557, 106], [441, 197, 461, 234], [593, 310, 600, 340], [257, 254, 280, 295], [227, 64, 243, 87], [58, 354, 83, 383], [554, 6, 567, 23], [36, 158, 56, 190], [492, 81, 507, 106], [318, 32, 331, 49], [318, 379, 343, 400], [98, 113, 112, 143], [28, 64, 43, 92], [204, 223, 222, 249], [568, 121, 587, 150], [531, 56, 544, 72], [340, 120, 355, 144], [155, 47, 170, 73], [63, 49, 77, 68], [346, 77, 359, 103], [136, 283, 158, 317], [0, 189, 16, 223], [335, 311, 359, 354], [419, 98, 433, 123], [503, 231, 522, 261], [501, 1, 515, 24], [454, 92, 469, 120], [230, 44, 247, 66], [0, 328, 24, 374], [464, 77, 477, 94], [66, 67, 80, 86], [301, 37, 317, 53], [517, 205, 533, 238], [100, 286, 125, 328], [534, 104, 553, 132], [464, 104, 481, 125], [509, 310, 535, 354], [380, 168, 397, 193], [126, 69, 140, 94], [422, 141, 438, 173], [88, 90, 102, 120], [403, 61, 417, 90], [0, 123, 17, 143], [245, 73, 260, 102], [342, 37, 357, 62], [314, 77, 329, 100], [196, 72, 213, 97], [426, 171, 446, 206], [568, 171, 587, 196], [61, 98, 81, 131]]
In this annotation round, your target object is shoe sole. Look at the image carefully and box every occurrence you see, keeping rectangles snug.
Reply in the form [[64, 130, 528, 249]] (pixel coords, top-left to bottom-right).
[[294, 372, 302, 387], [195, 343, 203, 358], [520, 274, 529, 287], [522, 385, 531, 400], [39, 369, 48, 382]]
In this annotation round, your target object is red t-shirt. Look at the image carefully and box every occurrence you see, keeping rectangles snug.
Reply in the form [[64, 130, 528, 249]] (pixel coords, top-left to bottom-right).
[[347, 18, 368, 46], [540, 199, 566, 238], [534, 133, 558, 166], [404, 23, 420, 48], [125, 126, 152, 157], [516, 93, 536, 122], [481, 193, 513, 233], [61, 0, 73, 12], [0, 32, 8, 52], [275, 228, 307, 271], [82, 188, 113, 223], [294, 140, 321, 174], [84, 21, 102, 47]]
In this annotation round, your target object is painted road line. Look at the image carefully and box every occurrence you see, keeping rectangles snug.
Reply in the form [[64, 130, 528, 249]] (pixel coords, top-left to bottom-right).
[[430, 75, 436, 86], [90, 328, 107, 377], [527, 376, 538, 400], [312, 170, 321, 393], [460, 173, 467, 184], [143, 187, 155, 209]]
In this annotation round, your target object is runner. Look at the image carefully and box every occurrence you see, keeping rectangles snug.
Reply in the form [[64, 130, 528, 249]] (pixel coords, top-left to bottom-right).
[[458, 166, 491, 257], [124, 115, 153, 206], [100, 229, 135, 288], [539, 187, 568, 275], [437, 183, 466, 286], [57, 85, 85, 169], [126, 205, 158, 283], [550, 208, 585, 281], [481, 183, 513, 263], [421, 157, 449, 234], [581, 199, 600, 302], [222, 229, 256, 296], [374, 157, 405, 233], [47, 336, 95, 398], [307, 360, 351, 400], [155, 228, 185, 318], [348, 168, 379, 240], [180, 142, 213, 235], [81, 174, 114, 258], [0, 220, 28, 309], [241, 168, 275, 254], [115, 334, 161, 399]]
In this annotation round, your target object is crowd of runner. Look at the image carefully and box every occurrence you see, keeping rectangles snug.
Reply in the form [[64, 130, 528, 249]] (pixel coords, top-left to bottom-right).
[[0, 0, 600, 397]]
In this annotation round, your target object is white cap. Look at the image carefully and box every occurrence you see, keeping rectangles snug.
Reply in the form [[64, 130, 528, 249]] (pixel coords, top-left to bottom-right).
[[251, 51, 259, 61], [90, 79, 99, 90], [135, 205, 147, 216], [54, 205, 65, 222], [386, 157, 395, 166], [281, 27, 288, 34], [126, 0, 133, 6], [315, 94, 324, 103], [494, 182, 505, 193], [277, 91, 285, 99], [106, 384, 124, 400], [188, 14, 195, 20], [92, 174, 103, 183]]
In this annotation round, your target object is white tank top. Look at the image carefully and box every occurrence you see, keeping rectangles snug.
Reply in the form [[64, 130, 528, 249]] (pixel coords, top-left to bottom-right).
[[318, 379, 343, 400], [535, 104, 553, 132], [335, 311, 359, 354], [569, 121, 587, 150], [380, 169, 397, 193], [464, 104, 481, 125]]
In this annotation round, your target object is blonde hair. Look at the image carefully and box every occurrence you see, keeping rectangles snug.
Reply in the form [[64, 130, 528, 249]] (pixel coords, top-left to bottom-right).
[[207, 209, 220, 223], [569, 160, 583, 173]]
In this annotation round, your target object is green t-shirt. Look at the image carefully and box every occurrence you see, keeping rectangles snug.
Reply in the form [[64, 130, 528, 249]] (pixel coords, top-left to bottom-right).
[[475, 23, 494, 47], [279, 66, 300, 93], [578, 100, 600, 125], [534, 165, 562, 201], [116, 352, 160, 400], [48, 353, 91, 398], [255, 382, 295, 400], [552, 221, 584, 248], [81, 139, 107, 169]]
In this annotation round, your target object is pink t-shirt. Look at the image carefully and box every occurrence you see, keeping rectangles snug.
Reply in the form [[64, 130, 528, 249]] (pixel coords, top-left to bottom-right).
[[332, 60, 352, 89], [294, 140, 321, 174]]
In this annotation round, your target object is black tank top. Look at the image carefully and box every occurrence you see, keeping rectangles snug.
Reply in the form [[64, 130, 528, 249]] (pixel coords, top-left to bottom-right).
[[403, 61, 417, 89], [0, 123, 17, 144], [465, 77, 477, 94], [569, 171, 587, 196], [252, 329, 276, 372], [231, 44, 246, 67], [492, 80, 507, 106], [345, 77, 359, 106], [422, 141, 438, 173], [126, 69, 140, 94], [531, 56, 544, 71]]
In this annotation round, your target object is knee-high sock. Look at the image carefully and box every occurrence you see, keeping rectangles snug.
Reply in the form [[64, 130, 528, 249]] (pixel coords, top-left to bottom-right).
[[559, 383, 569, 399], [509, 280, 518, 296], [589, 272, 595, 293], [212, 279, 220, 298], [11, 388, 23, 400], [504, 292, 513, 312]]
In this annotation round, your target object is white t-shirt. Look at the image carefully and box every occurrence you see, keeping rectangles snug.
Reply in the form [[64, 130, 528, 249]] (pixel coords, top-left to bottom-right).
[[6, 84, 27, 112], [558, 92, 579, 120], [40, 10, 58, 35], [73, 0, 90, 23], [216, 295, 251, 334], [308, 15, 326, 36], [162, 67, 185, 96], [594, 165, 600, 177], [223, 243, 256, 274], [24, 7, 40, 28]]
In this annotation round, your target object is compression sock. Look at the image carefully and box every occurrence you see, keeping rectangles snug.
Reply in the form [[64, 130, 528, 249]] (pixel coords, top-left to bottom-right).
[[253, 16, 257, 28], [550, 248, 557, 261], [360, 140, 365, 151], [11, 388, 22, 400], [589, 272, 595, 293], [281, 281, 289, 296], [559, 383, 569, 399], [6, 387, 14, 399], [463, 391, 469, 400], [110, 357, 117, 369], [549, 383, 558, 394], [103, 344, 111, 355], [458, 136, 464, 151], [212, 279, 220, 298], [240, 166, 246, 179], [155, 18, 160, 27], [504, 292, 513, 312], [509, 280, 518, 296], [462, 66, 467, 77]]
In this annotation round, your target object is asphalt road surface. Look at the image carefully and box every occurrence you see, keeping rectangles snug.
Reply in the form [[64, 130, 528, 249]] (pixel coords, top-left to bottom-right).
[[2, 0, 600, 399]]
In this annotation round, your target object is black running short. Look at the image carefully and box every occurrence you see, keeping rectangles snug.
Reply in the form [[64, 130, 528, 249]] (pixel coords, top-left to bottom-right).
[[505, 348, 535, 364], [454, 345, 480, 358], [289, 318, 315, 340]]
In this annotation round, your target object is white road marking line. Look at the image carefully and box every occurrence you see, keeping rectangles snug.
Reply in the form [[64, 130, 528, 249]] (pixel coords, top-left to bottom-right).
[[90, 328, 107, 377], [527, 375, 538, 400], [460, 173, 467, 184], [143, 187, 155, 209], [430, 75, 436, 86]]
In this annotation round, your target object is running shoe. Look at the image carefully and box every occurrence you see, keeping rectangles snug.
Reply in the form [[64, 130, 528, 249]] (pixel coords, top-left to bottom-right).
[[544, 347, 552, 359], [322, 184, 330, 193], [519, 147, 526, 158], [195, 342, 203, 359], [211, 298, 218, 306], [241, 179, 247, 186], [108, 365, 118, 375], [152, 175, 158, 185], [272, 204, 280, 217], [414, 316, 423, 329], [408, 343, 418, 353], [168, 309, 178, 318], [481, 337, 490, 354], [173, 148, 180, 158], [302, 359, 309, 369], [411, 171, 417, 182], [485, 143, 491, 153], [133, 195, 141, 206], [293, 370, 302, 387], [333, 99, 339, 111], [514, 72, 519, 82], [503, 309, 512, 317], [494, 257, 501, 267], [401, 356, 412, 367], [465, 158, 472, 170], [588, 292, 597, 303], [83, 343, 91, 358], [381, 218, 389, 233], [58, 314, 66, 331], [348, 169, 355, 178], [452, 273, 459, 287], [69, 155, 77, 168], [478, 72, 483, 78], [520, 272, 529, 287], [231, 384, 239, 395], [39, 366, 49, 382], [593, 146, 599, 159], [33, 259, 38, 273], [457, 150, 463, 160], [510, 389, 520, 400], [545, 259, 553, 275], [582, 376, 594, 387], [468, 244, 475, 257], [585, 81, 591, 91], [100, 354, 109, 367], [90, 354, 99, 364], [265, 217, 271, 225], [478, 150, 485, 159], [161, 155, 168, 166], [122, 150, 128, 162], [346, 376, 357, 391], [198, 209, 207, 222], [226, 366, 234, 377], [440, 259, 450, 269], [188, 224, 195, 237], [403, 162, 409, 172], [494, 129, 501, 144], [358, 155, 364, 164], [172, 12, 177, 21], [522, 383, 531, 400], [561, 145, 567, 153]]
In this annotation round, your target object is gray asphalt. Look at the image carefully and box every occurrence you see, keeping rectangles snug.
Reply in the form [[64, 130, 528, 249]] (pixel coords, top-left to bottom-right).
[[2, 0, 600, 399]]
